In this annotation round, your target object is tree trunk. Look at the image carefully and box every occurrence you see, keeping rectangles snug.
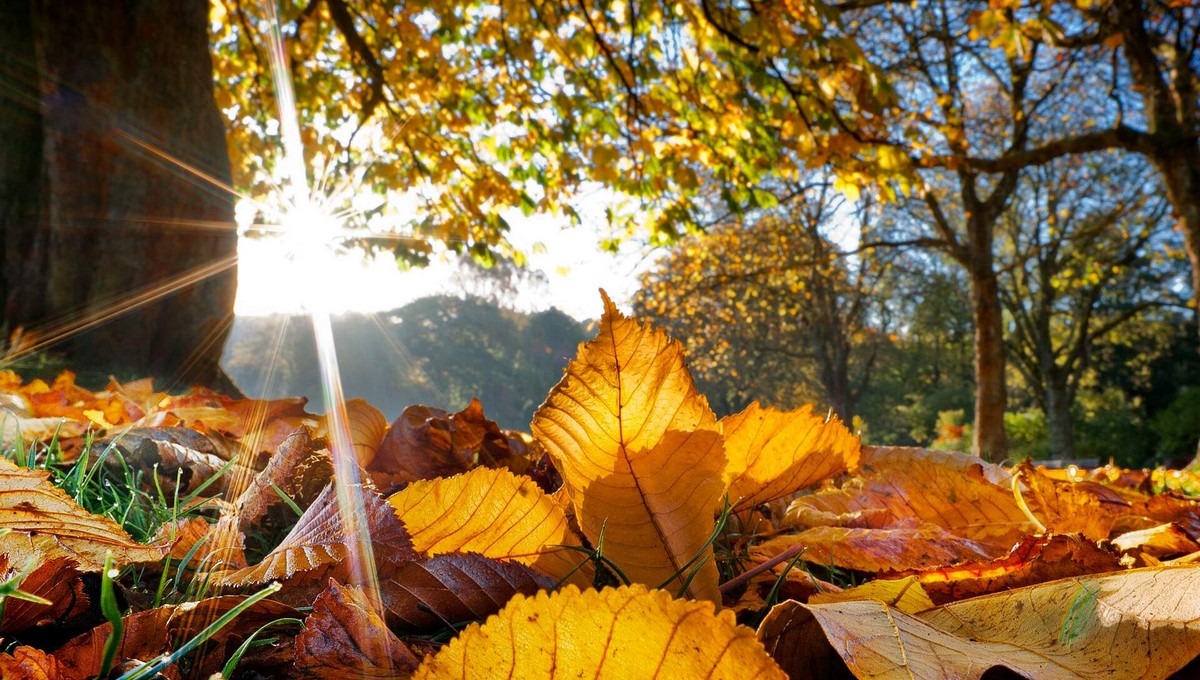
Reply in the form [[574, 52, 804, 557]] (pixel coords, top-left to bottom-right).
[[967, 221, 1009, 463], [1043, 373, 1075, 459], [1151, 143, 1200, 335], [0, 0, 239, 390]]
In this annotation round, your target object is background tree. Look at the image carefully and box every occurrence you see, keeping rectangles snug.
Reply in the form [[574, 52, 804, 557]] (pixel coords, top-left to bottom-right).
[[0, 0, 237, 389], [998, 154, 1184, 457], [634, 181, 896, 421]]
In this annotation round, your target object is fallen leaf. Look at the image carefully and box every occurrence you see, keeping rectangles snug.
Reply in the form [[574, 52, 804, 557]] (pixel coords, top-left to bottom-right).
[[531, 291, 725, 601], [228, 429, 333, 527], [0, 646, 63, 679], [388, 467, 587, 585], [213, 482, 416, 588], [1112, 523, 1200, 561], [721, 402, 859, 511], [897, 533, 1122, 605], [382, 553, 552, 632], [99, 426, 234, 497], [0, 458, 165, 572], [318, 398, 388, 469], [763, 565, 1200, 680], [0, 557, 92, 634], [753, 522, 995, 573], [808, 575, 935, 614], [414, 584, 787, 679], [294, 579, 419, 679], [52, 595, 299, 680], [373, 399, 520, 483]]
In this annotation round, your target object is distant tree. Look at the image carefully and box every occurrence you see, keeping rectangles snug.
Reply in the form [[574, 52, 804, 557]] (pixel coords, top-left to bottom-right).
[[634, 182, 896, 421], [997, 154, 1186, 457]]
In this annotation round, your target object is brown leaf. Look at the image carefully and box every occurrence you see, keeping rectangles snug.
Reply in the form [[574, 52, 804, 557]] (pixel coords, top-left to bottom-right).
[[154, 515, 247, 570], [0, 458, 165, 572], [0, 646, 64, 680], [212, 482, 416, 588], [382, 553, 552, 632], [52, 595, 299, 680], [372, 399, 518, 482], [1112, 523, 1200, 562], [101, 427, 235, 498], [229, 429, 333, 528], [896, 533, 1122, 605], [0, 557, 91, 634], [753, 522, 995, 573], [808, 575, 935, 614], [295, 580, 419, 679], [1020, 464, 1200, 541], [777, 447, 1035, 572]]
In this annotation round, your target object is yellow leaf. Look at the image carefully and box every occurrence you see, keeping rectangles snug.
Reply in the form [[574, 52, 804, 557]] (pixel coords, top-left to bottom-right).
[[414, 584, 787, 679], [531, 291, 725, 601], [809, 575, 934, 615], [318, 397, 388, 468], [0, 459, 165, 572], [388, 467, 587, 585], [721, 402, 859, 510]]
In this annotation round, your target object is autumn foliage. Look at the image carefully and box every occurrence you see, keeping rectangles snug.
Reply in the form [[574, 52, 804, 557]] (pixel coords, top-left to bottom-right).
[[1, 296, 1200, 678]]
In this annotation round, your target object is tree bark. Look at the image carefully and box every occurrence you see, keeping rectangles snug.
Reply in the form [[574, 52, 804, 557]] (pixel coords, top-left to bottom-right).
[[967, 218, 1009, 463], [1150, 144, 1200, 334], [1043, 372, 1075, 459], [0, 0, 239, 390]]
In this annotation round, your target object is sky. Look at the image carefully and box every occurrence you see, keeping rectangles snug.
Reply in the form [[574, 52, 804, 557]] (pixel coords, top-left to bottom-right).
[[233, 198, 656, 321]]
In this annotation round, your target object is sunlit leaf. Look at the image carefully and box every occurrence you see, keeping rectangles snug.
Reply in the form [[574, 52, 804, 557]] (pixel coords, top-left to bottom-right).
[[213, 482, 415, 588], [721, 402, 859, 510], [532, 291, 725, 600], [761, 566, 1200, 680], [373, 399, 523, 483], [0, 646, 62, 679], [809, 575, 934, 614], [388, 467, 587, 585], [0, 459, 165, 572], [414, 584, 787, 679]]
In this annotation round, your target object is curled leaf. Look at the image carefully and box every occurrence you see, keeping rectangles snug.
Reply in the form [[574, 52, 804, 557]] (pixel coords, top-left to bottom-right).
[[532, 291, 725, 600], [213, 483, 416, 588], [373, 399, 519, 482], [415, 584, 787, 679], [295, 580, 419, 679]]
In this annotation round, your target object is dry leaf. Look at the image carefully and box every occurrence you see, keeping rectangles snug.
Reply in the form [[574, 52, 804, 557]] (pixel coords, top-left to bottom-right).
[[52, 595, 298, 680], [763, 565, 1200, 680], [1112, 523, 1200, 560], [319, 397, 389, 468], [721, 402, 859, 510], [213, 482, 416, 588], [0, 458, 165, 572], [753, 522, 995, 573], [414, 584, 787, 679], [388, 467, 587, 585], [229, 429, 333, 527], [373, 399, 518, 483], [531, 291, 725, 601], [294, 580, 419, 679], [0, 557, 91, 634], [382, 553, 552, 632], [808, 575, 935, 614], [0, 646, 63, 679], [897, 533, 1122, 605]]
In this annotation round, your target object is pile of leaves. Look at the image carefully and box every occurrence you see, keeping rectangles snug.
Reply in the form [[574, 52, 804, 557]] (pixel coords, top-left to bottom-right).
[[2, 293, 1200, 678]]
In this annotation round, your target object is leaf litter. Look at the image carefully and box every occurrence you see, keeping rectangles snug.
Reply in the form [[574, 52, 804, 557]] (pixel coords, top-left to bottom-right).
[[0, 292, 1197, 677]]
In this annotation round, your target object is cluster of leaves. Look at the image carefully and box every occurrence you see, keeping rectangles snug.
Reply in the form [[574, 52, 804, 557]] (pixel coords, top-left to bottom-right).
[[2, 297, 1200, 677]]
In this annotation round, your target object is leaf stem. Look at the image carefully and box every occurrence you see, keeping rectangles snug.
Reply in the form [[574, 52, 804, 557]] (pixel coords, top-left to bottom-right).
[[719, 540, 809, 595]]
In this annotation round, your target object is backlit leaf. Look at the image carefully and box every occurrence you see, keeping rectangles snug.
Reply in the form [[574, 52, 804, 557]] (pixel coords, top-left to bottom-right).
[[213, 482, 416, 588], [388, 467, 586, 585], [414, 584, 787, 679], [531, 291, 725, 600], [721, 402, 859, 510], [0, 647, 62, 679]]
